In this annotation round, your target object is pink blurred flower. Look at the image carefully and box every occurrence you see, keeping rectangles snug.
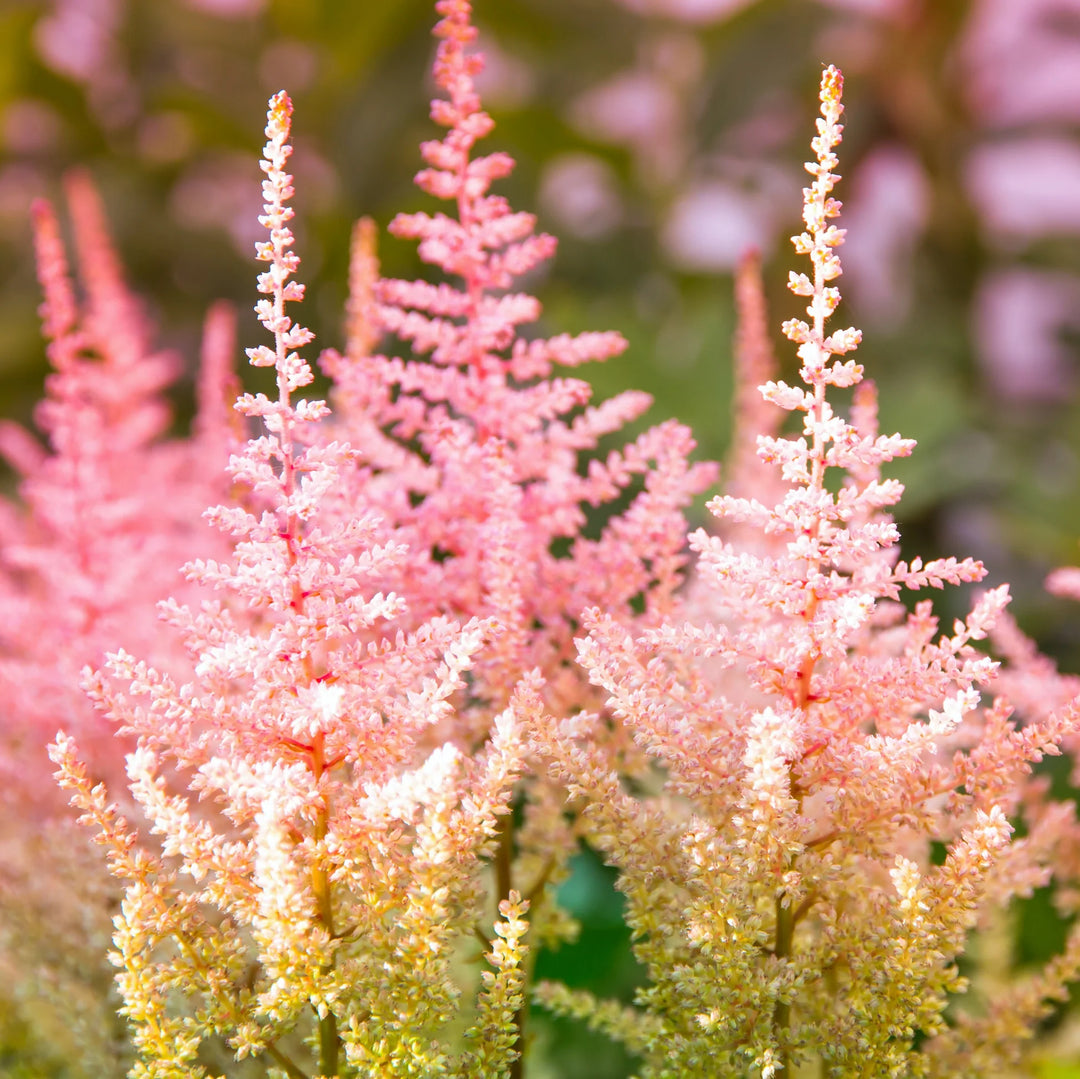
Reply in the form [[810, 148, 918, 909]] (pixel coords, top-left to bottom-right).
[[472, 33, 537, 109], [182, 0, 265, 14], [662, 180, 773, 271], [966, 137, 1080, 242], [0, 170, 236, 1074], [34, 0, 120, 82], [963, 0, 1080, 127], [170, 152, 264, 254], [572, 69, 680, 147], [973, 268, 1080, 402], [840, 144, 930, 326], [33, 0, 136, 128], [570, 67, 688, 186], [539, 153, 624, 239], [608, 0, 756, 23]]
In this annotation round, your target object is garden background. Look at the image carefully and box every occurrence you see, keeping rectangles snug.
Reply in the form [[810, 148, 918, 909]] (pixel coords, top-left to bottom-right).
[[1, 0, 1080, 1075]]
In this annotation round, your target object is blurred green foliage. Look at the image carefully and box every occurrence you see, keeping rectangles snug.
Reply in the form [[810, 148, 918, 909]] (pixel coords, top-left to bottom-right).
[[1041, 1066, 1080, 1079]]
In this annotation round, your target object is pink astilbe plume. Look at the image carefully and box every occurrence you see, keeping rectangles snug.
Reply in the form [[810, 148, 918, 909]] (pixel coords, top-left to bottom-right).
[[0, 174, 232, 788], [723, 249, 786, 512], [0, 173, 235, 1076], [51, 91, 536, 1078], [323, 0, 716, 717], [317, 0, 716, 1002], [1047, 557, 1080, 605], [533, 66, 1080, 1078]]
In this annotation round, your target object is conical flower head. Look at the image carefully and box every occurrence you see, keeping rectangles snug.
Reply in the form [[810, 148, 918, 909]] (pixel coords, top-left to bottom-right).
[[535, 65, 1080, 1078], [323, 0, 715, 721], [52, 89, 532, 1077]]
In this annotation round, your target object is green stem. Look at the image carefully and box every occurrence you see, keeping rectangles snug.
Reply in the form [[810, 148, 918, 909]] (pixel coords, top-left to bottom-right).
[[773, 898, 795, 1077], [319, 1012, 341, 1077], [494, 813, 525, 1079], [311, 776, 343, 1076], [495, 809, 514, 905], [268, 1044, 311, 1079]]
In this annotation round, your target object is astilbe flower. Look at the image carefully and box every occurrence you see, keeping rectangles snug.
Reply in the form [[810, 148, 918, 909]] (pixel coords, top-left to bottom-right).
[[0, 172, 236, 1077], [532, 66, 1080, 1078], [1048, 557, 1080, 605], [322, 0, 716, 709], [0, 172, 234, 793], [51, 91, 538, 1079], [722, 250, 786, 516], [318, 0, 715, 980]]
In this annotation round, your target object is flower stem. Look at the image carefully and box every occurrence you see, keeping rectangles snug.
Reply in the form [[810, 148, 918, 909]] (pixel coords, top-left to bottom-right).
[[773, 898, 795, 1077], [495, 811, 525, 1079]]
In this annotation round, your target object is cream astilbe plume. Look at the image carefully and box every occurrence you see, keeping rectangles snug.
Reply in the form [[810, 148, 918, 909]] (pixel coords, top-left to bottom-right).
[[51, 90, 535, 1079], [532, 65, 1080, 1079]]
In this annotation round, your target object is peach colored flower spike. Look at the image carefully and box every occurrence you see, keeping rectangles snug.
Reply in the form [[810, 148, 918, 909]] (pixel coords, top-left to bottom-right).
[[533, 60, 1080, 1079], [48, 75, 539, 1077], [783, 65, 863, 388]]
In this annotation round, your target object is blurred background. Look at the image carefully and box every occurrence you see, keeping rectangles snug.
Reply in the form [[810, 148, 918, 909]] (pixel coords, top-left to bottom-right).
[[1, 0, 1079, 1073]]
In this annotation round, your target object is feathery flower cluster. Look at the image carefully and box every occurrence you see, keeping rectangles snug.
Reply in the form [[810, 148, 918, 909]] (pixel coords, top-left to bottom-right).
[[0, 172, 236, 1077], [324, 0, 715, 714], [532, 66, 1080, 1078], [1, 3, 1076, 1077], [49, 88, 541, 1079], [320, 0, 715, 994]]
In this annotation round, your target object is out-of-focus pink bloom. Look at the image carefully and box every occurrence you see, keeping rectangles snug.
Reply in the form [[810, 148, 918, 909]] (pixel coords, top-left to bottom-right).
[[472, 33, 536, 109], [33, 0, 136, 128], [722, 250, 786, 512], [608, 0, 756, 23], [570, 69, 687, 186], [973, 268, 1080, 402], [34, 0, 120, 83], [182, 0, 265, 15], [539, 153, 624, 239], [609, 0, 906, 23], [963, 0, 1080, 127], [571, 69, 680, 148], [1049, 566, 1080, 603], [0, 170, 235, 1075], [171, 143, 335, 257], [570, 30, 705, 189], [169, 152, 266, 255], [0, 173, 231, 790], [965, 137, 1080, 242], [840, 144, 929, 326], [662, 180, 773, 270]]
